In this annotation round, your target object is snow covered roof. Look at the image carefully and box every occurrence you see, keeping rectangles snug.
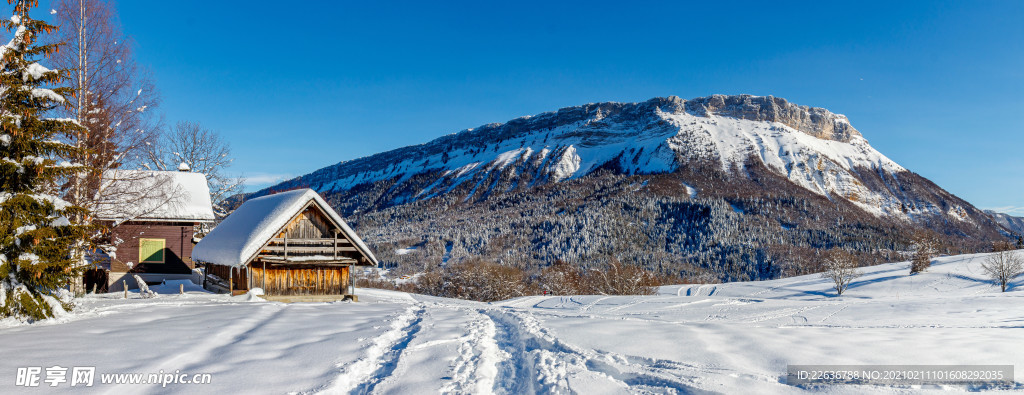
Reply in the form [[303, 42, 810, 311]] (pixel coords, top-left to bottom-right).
[[94, 170, 215, 222], [192, 189, 378, 268]]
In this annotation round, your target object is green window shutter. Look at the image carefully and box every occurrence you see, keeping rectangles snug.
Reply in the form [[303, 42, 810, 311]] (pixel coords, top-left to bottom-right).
[[139, 238, 166, 263]]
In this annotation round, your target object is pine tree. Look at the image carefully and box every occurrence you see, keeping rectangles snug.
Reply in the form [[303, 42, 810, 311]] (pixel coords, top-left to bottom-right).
[[1, 0, 89, 320], [909, 231, 938, 274]]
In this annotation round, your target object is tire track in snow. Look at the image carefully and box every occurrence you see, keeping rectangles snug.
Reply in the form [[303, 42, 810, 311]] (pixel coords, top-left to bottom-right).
[[744, 305, 821, 323], [579, 296, 611, 313], [319, 305, 425, 394], [601, 298, 645, 313], [818, 304, 848, 323], [682, 284, 717, 297]]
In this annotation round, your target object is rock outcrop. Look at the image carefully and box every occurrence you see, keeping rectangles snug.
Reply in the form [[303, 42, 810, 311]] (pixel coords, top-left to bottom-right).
[[684, 94, 860, 142]]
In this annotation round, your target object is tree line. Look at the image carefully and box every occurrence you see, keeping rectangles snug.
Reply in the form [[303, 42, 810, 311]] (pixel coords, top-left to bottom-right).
[[358, 256, 684, 302]]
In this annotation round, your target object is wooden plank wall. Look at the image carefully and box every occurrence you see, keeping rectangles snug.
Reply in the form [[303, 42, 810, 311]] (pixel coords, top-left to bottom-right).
[[249, 265, 350, 296], [283, 208, 332, 239]]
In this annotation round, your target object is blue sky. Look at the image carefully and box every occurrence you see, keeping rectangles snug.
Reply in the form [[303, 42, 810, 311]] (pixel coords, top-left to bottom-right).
[[28, 1, 1024, 214]]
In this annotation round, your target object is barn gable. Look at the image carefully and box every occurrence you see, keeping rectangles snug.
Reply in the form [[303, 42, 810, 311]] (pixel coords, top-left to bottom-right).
[[192, 189, 376, 299], [192, 189, 378, 268], [282, 207, 334, 239]]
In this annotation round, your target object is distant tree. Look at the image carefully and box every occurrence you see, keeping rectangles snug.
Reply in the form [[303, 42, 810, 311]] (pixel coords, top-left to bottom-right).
[[980, 247, 1023, 292], [144, 121, 245, 219], [1016, 235, 1023, 249], [821, 249, 859, 296], [1, 0, 90, 319], [910, 230, 939, 274], [992, 240, 1015, 253]]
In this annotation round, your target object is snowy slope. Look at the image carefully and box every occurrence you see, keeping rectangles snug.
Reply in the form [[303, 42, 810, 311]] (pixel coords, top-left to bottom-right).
[[2, 251, 1022, 394]]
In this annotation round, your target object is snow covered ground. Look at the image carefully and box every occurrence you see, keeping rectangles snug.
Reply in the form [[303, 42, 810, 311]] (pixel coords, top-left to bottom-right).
[[1, 252, 1022, 394]]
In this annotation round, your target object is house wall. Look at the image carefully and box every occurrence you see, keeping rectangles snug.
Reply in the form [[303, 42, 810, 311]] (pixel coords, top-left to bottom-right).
[[206, 263, 352, 296], [249, 263, 350, 296], [106, 221, 197, 275]]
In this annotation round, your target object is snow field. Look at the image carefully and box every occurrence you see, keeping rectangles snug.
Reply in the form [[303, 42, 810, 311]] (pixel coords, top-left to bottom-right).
[[1, 252, 1022, 394]]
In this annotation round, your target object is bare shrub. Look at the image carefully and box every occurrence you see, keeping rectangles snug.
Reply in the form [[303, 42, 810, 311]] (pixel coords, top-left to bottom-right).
[[539, 257, 678, 296], [821, 249, 860, 296], [414, 259, 535, 302], [583, 258, 661, 296], [365, 257, 677, 301], [981, 247, 1023, 292], [354, 276, 416, 293], [538, 260, 585, 295]]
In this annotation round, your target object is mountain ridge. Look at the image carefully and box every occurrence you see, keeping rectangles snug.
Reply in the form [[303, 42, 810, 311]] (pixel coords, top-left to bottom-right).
[[259, 95, 866, 198], [984, 210, 1024, 236], [248, 94, 1006, 280]]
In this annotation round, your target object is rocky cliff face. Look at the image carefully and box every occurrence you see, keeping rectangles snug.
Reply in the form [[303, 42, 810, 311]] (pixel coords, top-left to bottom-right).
[[683, 95, 860, 142], [250, 95, 1006, 280]]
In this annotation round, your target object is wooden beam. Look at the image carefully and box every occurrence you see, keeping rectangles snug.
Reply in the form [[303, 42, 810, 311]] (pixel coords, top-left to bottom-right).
[[264, 261, 355, 268], [261, 246, 358, 253], [269, 237, 353, 246], [262, 258, 357, 264]]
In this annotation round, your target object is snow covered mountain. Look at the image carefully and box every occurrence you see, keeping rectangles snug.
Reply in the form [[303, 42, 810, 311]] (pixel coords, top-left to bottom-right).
[[253, 95, 1006, 280], [264, 95, 965, 219], [985, 210, 1024, 236]]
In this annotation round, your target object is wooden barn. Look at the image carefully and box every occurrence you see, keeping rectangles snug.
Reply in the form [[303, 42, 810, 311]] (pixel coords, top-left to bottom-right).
[[192, 188, 377, 300], [91, 168, 215, 292]]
